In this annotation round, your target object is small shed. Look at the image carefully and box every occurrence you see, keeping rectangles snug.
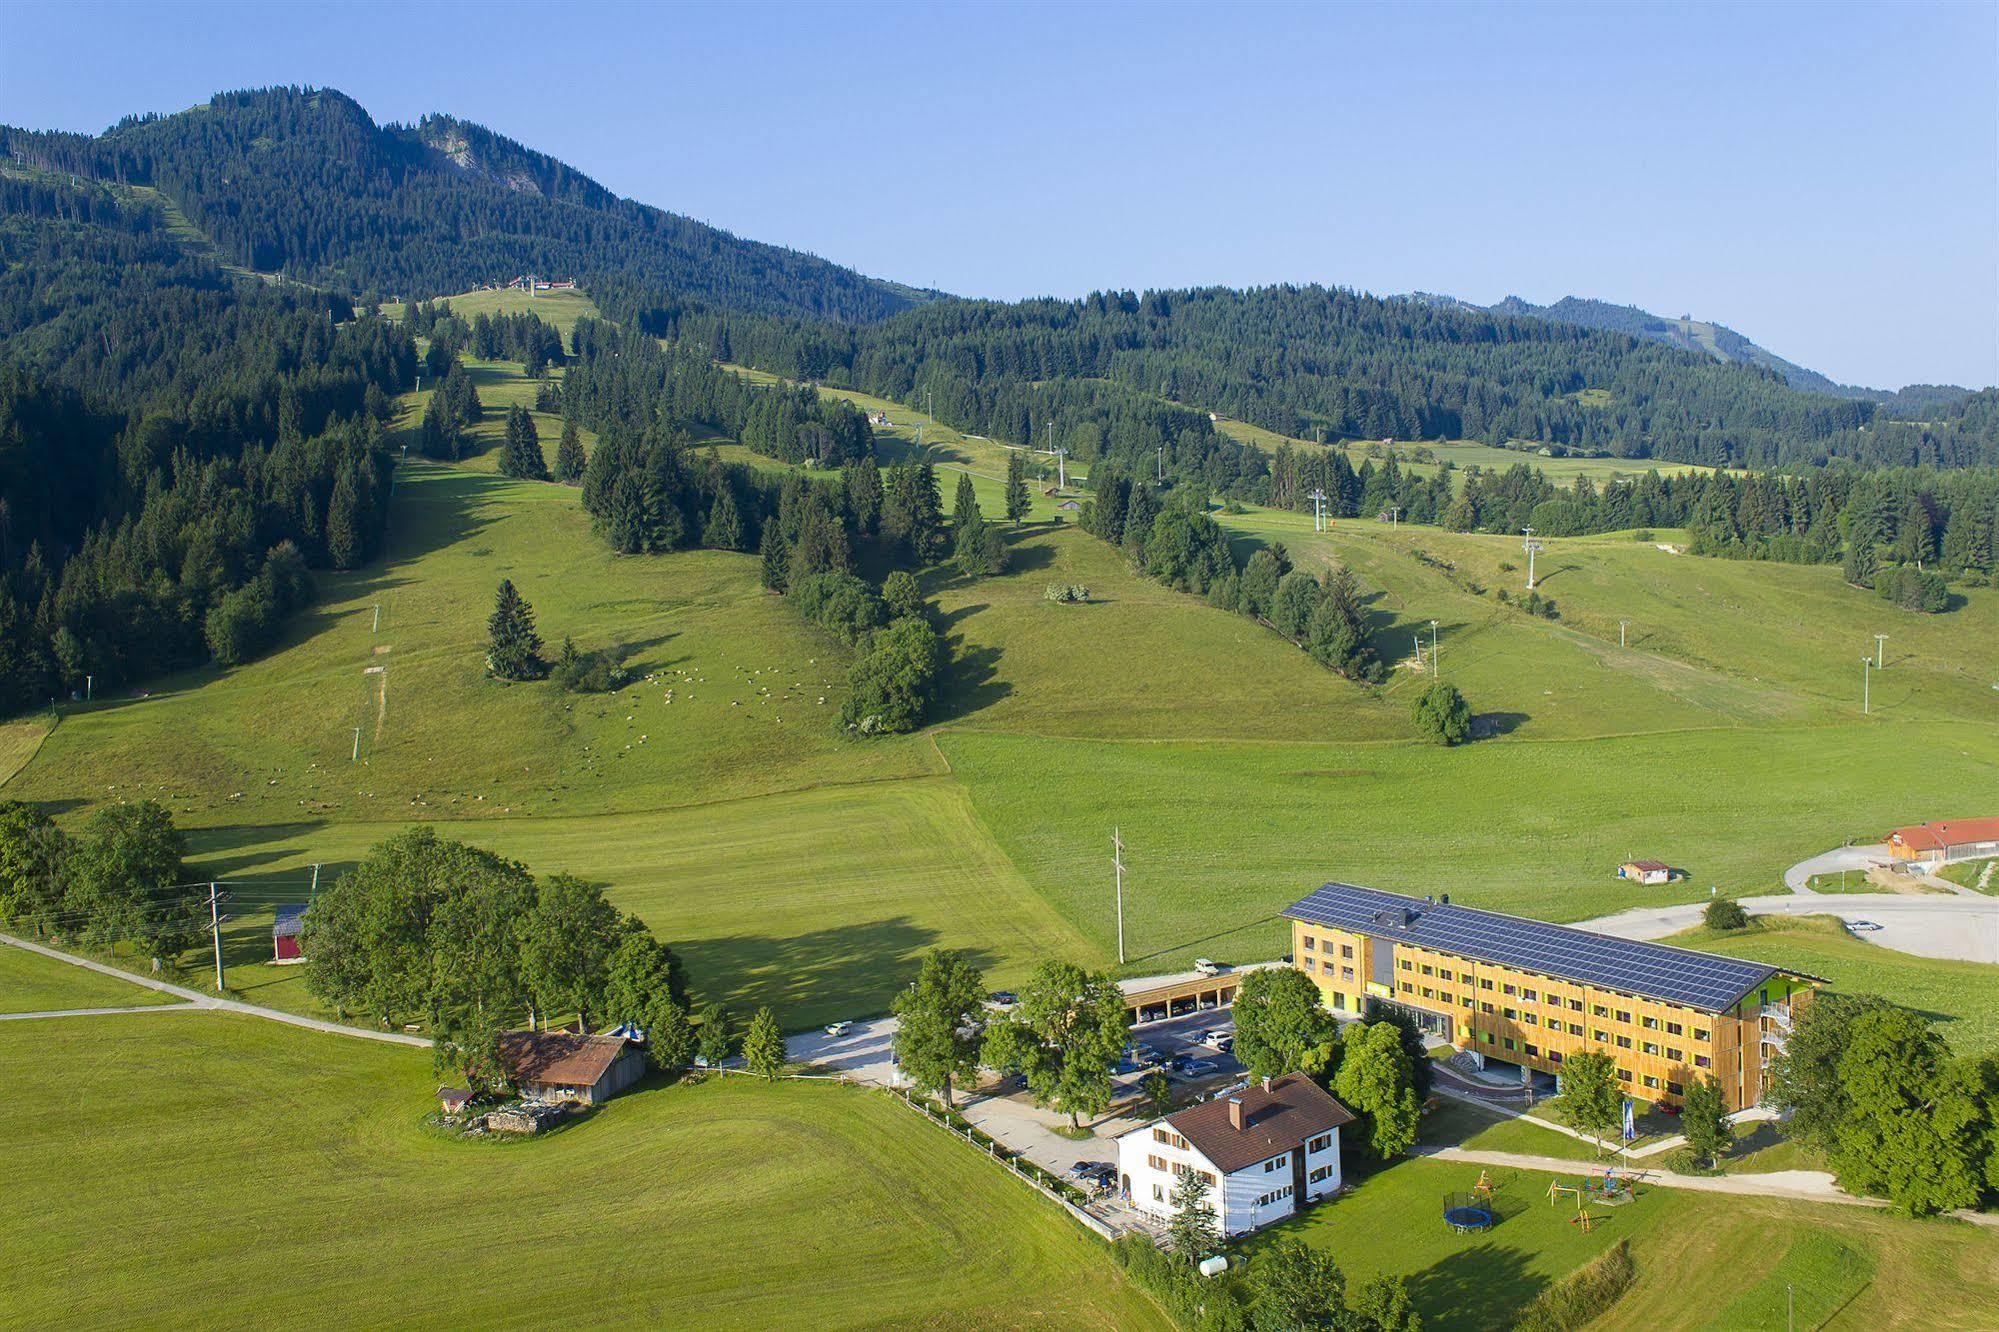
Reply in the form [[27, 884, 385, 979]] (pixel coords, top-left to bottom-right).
[[498, 1031, 645, 1106], [1617, 860, 1673, 886], [437, 1087, 475, 1119], [1058, 500, 1081, 511], [272, 904, 307, 963]]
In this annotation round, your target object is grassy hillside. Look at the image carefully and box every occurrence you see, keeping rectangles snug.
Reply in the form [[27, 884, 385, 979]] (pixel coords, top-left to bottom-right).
[[1211, 416, 1716, 486], [11, 293, 1996, 1036], [0, 947, 173, 1013], [0, 1014, 1164, 1330]]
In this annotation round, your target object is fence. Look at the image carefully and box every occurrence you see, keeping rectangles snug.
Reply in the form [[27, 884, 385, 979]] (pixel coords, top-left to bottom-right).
[[885, 1085, 1122, 1241]]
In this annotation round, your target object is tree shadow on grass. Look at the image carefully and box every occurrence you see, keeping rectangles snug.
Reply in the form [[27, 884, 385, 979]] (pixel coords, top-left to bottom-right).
[[681, 917, 999, 1026], [933, 642, 1011, 723], [1470, 712, 1529, 739], [1405, 1242, 1545, 1332]]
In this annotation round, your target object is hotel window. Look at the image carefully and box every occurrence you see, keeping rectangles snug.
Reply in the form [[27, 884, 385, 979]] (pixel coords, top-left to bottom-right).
[[1695, 1055, 1712, 1068], [1400, 960, 1413, 971], [1616, 1010, 1632, 1024], [1264, 1155, 1286, 1173], [1303, 958, 1317, 973], [1568, 1023, 1584, 1036], [1549, 1050, 1565, 1064], [1617, 1068, 1632, 1082], [1616, 1036, 1633, 1049], [1420, 965, 1434, 977], [1154, 1129, 1189, 1150], [1666, 1022, 1684, 1036], [1643, 1075, 1660, 1090], [1502, 1037, 1516, 1051], [1525, 1043, 1539, 1057], [1460, 972, 1475, 984], [1642, 1017, 1659, 1030], [1523, 1013, 1539, 1027], [1503, 1007, 1517, 1020], [1643, 1042, 1660, 1057], [1521, 988, 1538, 1002], [1481, 979, 1494, 990], [1693, 1029, 1710, 1042], [1341, 967, 1356, 981], [1148, 1155, 1168, 1172], [1303, 936, 1316, 951], [1199, 1171, 1217, 1187], [1341, 945, 1354, 959], [1666, 1080, 1684, 1095], [1503, 984, 1516, 996], [1308, 1133, 1331, 1153], [1666, 1047, 1683, 1062], [1568, 998, 1584, 1012], [1421, 987, 1435, 1000], [1592, 1005, 1608, 1017], [1591, 1029, 1608, 1043], [1462, 995, 1476, 1008], [1309, 1165, 1334, 1184], [1154, 1183, 1166, 1203], [1401, 982, 1414, 994]]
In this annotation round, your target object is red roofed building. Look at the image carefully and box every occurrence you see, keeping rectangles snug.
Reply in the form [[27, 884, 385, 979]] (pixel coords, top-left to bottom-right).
[[1886, 817, 1999, 865], [1115, 1074, 1353, 1235]]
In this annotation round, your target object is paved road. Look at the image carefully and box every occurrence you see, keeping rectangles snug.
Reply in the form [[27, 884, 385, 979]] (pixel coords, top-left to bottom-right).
[[1582, 894, 1999, 965], [0, 933, 429, 1047], [1783, 843, 1892, 893], [1421, 1146, 1999, 1227]]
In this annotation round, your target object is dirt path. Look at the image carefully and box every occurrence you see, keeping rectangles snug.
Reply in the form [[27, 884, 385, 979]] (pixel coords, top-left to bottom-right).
[[0, 933, 428, 1048]]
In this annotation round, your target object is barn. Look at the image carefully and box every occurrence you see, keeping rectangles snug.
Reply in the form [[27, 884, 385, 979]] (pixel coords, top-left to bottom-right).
[[1616, 860, 1674, 886], [498, 1031, 645, 1106], [272, 905, 307, 963]]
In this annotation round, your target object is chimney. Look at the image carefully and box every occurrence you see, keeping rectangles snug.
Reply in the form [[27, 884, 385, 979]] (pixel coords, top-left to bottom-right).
[[1228, 1097, 1243, 1130]]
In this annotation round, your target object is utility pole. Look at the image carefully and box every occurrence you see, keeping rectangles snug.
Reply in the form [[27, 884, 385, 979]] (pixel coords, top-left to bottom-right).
[[85, 674, 93, 702], [208, 882, 225, 993], [1387, 505, 1401, 531], [1112, 828, 1127, 965], [1308, 488, 1328, 533], [1430, 619, 1440, 676], [1873, 634, 1887, 669], [1619, 619, 1628, 648], [352, 726, 362, 762], [1861, 657, 1871, 715], [309, 863, 321, 900], [1156, 445, 1163, 482], [1522, 528, 1543, 589], [1053, 447, 1068, 490], [372, 603, 381, 634]]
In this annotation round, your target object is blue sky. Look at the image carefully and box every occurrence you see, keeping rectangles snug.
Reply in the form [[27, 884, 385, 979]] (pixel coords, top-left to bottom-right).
[[3, 0, 1994, 389]]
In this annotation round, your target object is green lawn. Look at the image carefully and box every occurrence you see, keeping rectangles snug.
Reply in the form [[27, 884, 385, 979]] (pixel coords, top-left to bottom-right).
[[1937, 857, 1998, 893], [941, 723, 1995, 974], [0, 715, 51, 787], [1210, 416, 1714, 486], [0, 1013, 1166, 1330], [0, 944, 175, 1013], [1258, 1150, 1997, 1331], [1663, 917, 1999, 1055]]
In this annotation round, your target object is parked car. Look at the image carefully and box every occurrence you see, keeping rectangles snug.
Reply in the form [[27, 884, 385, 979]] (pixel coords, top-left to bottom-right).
[[1174, 1057, 1219, 1078], [1128, 1042, 1166, 1066], [824, 1020, 853, 1037], [1193, 957, 1224, 977], [1211, 1035, 1234, 1054], [1067, 1160, 1114, 1181], [1199, 1028, 1232, 1046], [1848, 919, 1883, 932]]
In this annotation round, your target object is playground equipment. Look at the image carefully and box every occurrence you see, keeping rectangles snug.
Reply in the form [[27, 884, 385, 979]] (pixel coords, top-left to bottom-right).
[[1442, 1191, 1495, 1233], [1548, 1168, 1636, 1232]]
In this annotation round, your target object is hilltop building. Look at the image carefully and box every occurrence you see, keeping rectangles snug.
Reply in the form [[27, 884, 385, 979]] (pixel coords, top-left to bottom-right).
[[1284, 883, 1819, 1112], [498, 1031, 644, 1105], [1115, 1074, 1352, 1236]]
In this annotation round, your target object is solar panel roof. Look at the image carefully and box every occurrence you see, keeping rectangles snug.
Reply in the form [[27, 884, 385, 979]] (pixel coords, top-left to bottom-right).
[[1284, 882, 1780, 1013]]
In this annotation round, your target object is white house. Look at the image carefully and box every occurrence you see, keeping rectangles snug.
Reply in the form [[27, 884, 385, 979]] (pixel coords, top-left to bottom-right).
[[1115, 1074, 1354, 1236]]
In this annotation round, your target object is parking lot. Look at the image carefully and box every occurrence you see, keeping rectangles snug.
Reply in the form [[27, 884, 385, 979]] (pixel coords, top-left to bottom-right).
[[1120, 1006, 1242, 1084]]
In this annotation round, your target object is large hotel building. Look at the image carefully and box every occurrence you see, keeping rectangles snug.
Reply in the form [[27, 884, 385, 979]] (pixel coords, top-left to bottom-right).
[[1284, 883, 1819, 1112]]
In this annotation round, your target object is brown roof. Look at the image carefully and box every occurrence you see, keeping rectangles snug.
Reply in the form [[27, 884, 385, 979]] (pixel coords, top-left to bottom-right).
[[1624, 860, 1671, 872], [1163, 1074, 1353, 1175], [497, 1031, 632, 1088], [1889, 817, 1999, 852]]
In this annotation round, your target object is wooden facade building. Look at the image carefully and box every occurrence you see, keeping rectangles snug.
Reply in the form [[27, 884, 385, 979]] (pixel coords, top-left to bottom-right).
[[1284, 883, 1819, 1112]]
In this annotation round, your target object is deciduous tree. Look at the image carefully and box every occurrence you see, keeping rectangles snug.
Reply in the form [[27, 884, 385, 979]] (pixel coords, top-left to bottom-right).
[[892, 949, 987, 1107], [981, 960, 1130, 1129], [1231, 967, 1339, 1082]]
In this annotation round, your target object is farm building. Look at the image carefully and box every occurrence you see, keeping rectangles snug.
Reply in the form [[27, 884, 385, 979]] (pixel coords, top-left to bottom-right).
[[497, 1031, 644, 1105], [1617, 860, 1674, 886], [272, 905, 307, 963], [1115, 1075, 1352, 1236], [1886, 817, 1999, 866]]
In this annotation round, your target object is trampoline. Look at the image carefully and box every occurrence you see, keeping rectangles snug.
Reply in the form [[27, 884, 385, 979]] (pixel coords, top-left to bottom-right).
[[1443, 1192, 1496, 1233]]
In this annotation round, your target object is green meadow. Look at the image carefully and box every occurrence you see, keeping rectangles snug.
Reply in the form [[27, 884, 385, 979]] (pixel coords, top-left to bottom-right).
[[0, 946, 173, 1013], [1211, 415, 1716, 486], [0, 1013, 1165, 1330]]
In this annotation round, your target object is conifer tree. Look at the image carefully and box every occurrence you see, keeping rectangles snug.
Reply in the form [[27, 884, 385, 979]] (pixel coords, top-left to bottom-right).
[[325, 472, 361, 569], [705, 486, 745, 551], [552, 417, 585, 482], [758, 522, 790, 592], [743, 1007, 785, 1080], [499, 405, 548, 480], [1004, 448, 1030, 525], [485, 578, 545, 680]]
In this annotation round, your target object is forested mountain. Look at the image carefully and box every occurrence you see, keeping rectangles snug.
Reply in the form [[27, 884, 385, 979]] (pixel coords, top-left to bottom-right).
[[0, 166, 414, 715], [1422, 292, 1974, 412], [684, 285, 1999, 474], [0, 87, 932, 322]]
